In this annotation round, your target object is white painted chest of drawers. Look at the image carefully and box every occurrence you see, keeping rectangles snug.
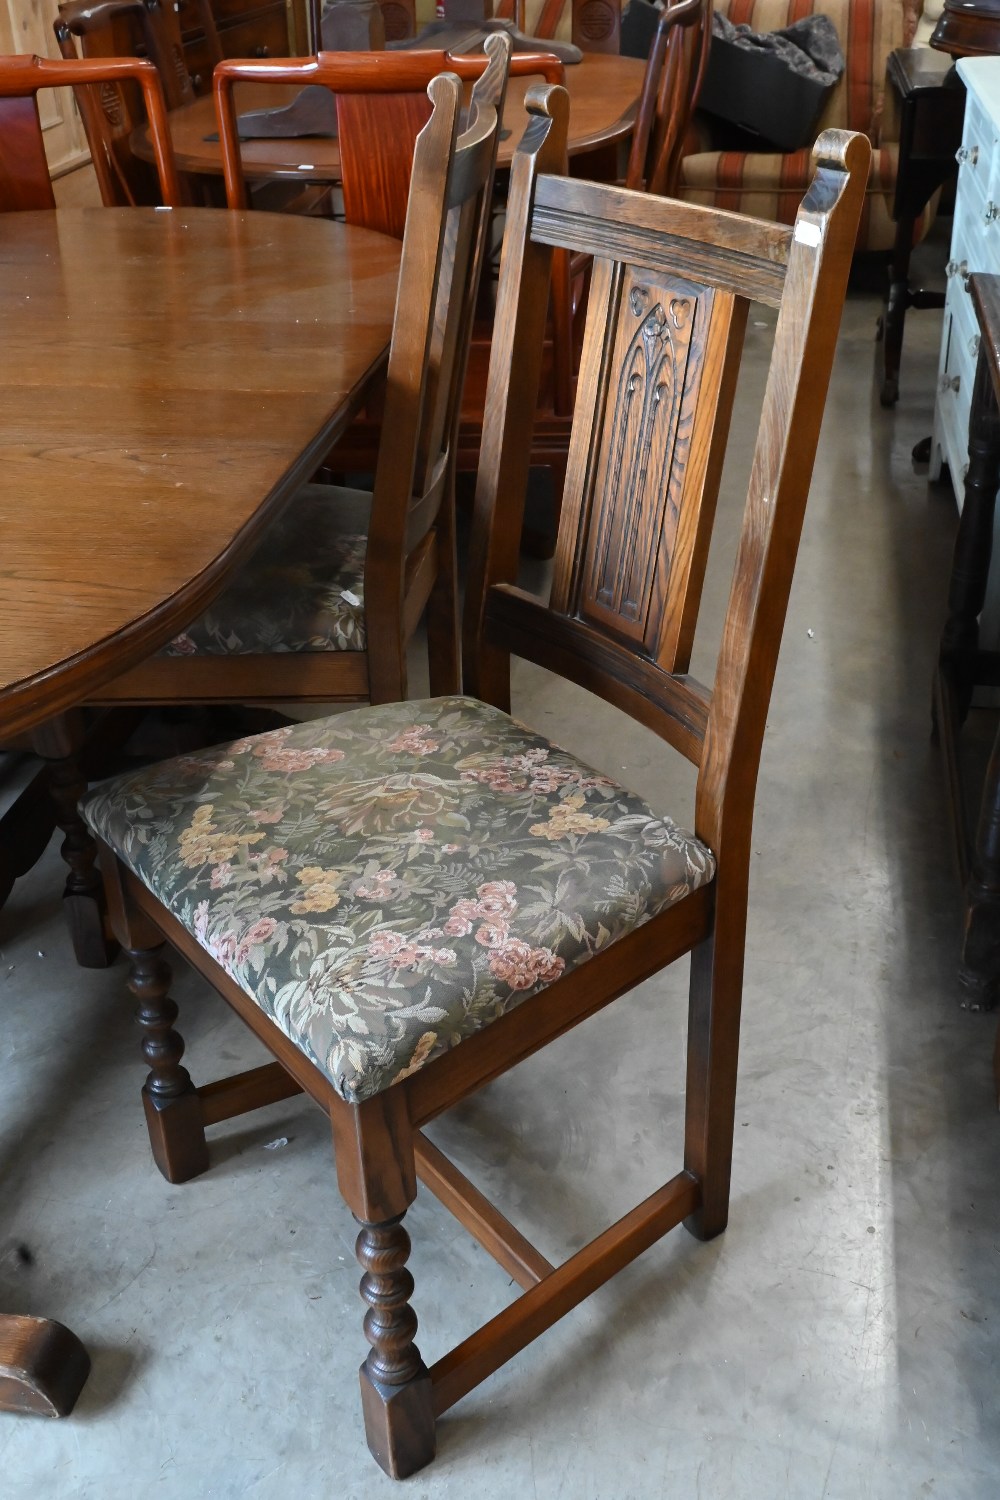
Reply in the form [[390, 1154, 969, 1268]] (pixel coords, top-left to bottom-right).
[[931, 57, 1000, 639]]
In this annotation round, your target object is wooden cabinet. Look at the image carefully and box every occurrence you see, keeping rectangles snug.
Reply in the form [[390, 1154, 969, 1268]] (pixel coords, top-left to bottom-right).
[[931, 57, 1000, 642], [177, 0, 308, 93]]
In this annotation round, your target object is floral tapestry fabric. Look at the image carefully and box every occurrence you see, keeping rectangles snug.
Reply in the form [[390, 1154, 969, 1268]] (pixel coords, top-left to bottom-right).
[[164, 484, 369, 657], [80, 698, 716, 1104]]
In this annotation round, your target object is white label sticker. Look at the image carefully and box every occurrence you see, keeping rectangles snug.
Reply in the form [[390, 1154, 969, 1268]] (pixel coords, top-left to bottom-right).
[[794, 221, 821, 248]]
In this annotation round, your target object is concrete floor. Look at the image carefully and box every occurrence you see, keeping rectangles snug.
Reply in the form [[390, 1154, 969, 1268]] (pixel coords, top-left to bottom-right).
[[3, 260, 999, 1500]]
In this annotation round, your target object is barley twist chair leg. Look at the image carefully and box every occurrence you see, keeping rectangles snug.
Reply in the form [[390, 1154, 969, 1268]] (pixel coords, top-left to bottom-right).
[[355, 1211, 435, 1479], [127, 944, 209, 1184]]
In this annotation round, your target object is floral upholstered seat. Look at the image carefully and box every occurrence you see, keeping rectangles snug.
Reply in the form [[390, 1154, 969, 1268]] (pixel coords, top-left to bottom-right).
[[164, 485, 369, 657], [80, 698, 715, 1103]]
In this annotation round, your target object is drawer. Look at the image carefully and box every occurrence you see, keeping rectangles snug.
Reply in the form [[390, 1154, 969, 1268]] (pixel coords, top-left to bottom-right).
[[212, 0, 288, 31], [945, 269, 981, 378], [217, 9, 290, 56], [959, 88, 996, 183]]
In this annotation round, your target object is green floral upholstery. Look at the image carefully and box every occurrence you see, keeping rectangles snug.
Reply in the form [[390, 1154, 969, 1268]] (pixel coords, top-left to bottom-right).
[[164, 484, 369, 657], [80, 698, 716, 1104]]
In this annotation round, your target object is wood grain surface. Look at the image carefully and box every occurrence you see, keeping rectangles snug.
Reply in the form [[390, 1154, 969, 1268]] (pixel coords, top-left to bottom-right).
[[132, 52, 645, 181], [0, 206, 400, 737]]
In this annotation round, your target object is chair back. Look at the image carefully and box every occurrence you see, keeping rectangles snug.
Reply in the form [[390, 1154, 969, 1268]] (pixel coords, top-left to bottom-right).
[[218, 35, 512, 690], [55, 0, 193, 205], [625, 0, 712, 195], [0, 51, 181, 211], [213, 45, 562, 239], [57, 0, 195, 106], [465, 93, 869, 876]]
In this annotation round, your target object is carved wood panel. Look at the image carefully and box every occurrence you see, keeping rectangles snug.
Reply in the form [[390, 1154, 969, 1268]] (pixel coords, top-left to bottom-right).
[[575, 266, 710, 653]]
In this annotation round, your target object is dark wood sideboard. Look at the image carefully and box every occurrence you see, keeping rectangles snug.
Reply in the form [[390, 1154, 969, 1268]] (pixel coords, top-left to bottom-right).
[[179, 0, 309, 93]]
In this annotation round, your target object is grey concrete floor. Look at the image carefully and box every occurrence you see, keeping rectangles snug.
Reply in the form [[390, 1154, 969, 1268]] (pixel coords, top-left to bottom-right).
[[3, 264, 999, 1499]]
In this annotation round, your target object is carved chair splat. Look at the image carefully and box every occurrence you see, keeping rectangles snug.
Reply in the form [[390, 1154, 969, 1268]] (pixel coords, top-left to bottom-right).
[[83, 97, 870, 1479], [55, 0, 196, 206]]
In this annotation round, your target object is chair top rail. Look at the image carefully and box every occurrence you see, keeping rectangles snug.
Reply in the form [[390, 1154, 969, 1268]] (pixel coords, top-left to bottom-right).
[[530, 175, 792, 308]]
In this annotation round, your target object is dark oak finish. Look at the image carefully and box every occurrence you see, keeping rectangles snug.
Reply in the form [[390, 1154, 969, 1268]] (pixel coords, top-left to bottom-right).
[[933, 275, 1000, 1046], [94, 99, 869, 1477]]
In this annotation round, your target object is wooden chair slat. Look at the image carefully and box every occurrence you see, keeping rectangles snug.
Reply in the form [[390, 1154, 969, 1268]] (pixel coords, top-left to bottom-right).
[[531, 174, 793, 307], [484, 584, 712, 763]]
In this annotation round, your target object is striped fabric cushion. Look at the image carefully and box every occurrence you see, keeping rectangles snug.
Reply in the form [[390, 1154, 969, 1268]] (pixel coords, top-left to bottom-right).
[[681, 0, 908, 252], [681, 139, 936, 255]]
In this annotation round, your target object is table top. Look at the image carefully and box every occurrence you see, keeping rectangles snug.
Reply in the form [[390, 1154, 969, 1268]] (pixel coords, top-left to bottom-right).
[[0, 207, 400, 738], [887, 45, 958, 96], [136, 53, 646, 182]]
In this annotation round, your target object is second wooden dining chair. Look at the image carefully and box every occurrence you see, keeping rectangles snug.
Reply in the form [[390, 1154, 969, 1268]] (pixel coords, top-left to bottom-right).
[[80, 84, 869, 1476], [54, 0, 201, 205], [89, 37, 511, 718], [0, 49, 180, 209]]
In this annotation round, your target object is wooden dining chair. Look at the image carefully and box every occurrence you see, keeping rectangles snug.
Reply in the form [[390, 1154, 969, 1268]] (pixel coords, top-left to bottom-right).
[[90, 36, 511, 719], [229, 47, 570, 519], [80, 82, 869, 1475], [0, 51, 180, 211], [460, 0, 713, 548], [625, 0, 712, 196], [54, 0, 200, 205]]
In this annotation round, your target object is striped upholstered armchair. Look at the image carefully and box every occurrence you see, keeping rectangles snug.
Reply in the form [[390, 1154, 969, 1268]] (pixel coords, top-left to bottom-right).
[[678, 0, 922, 252]]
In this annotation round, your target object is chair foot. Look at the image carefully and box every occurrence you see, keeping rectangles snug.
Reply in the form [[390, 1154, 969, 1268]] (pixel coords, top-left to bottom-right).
[[683, 1199, 729, 1242], [141, 1083, 209, 1184], [356, 1212, 435, 1478], [359, 1362, 435, 1479], [128, 945, 209, 1182]]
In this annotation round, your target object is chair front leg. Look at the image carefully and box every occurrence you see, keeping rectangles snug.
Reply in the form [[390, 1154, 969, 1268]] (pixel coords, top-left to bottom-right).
[[356, 1211, 435, 1479], [683, 900, 746, 1243], [128, 942, 209, 1185], [332, 1090, 435, 1477]]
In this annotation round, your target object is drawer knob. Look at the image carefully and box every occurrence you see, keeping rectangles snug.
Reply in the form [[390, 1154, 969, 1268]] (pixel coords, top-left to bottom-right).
[[971, 334, 981, 358], [986, 201, 1000, 225], [956, 144, 979, 166], [255, 45, 270, 56], [946, 257, 969, 279], [939, 374, 961, 394]]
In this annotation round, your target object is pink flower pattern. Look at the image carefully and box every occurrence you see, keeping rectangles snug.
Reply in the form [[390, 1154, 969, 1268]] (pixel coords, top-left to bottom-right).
[[81, 696, 715, 1104]]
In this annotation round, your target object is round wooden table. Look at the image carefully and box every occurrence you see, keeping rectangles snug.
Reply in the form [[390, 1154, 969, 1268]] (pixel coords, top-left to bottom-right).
[[0, 207, 400, 737], [134, 53, 646, 184], [0, 204, 400, 1419]]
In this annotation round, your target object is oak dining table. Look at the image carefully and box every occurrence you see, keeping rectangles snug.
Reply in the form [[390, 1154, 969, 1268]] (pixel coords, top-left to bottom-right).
[[0, 203, 400, 1417], [132, 52, 647, 187]]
